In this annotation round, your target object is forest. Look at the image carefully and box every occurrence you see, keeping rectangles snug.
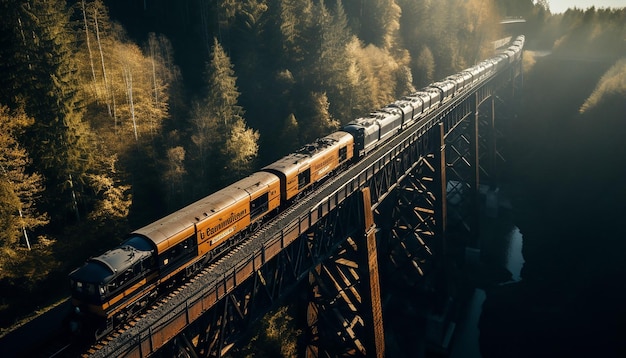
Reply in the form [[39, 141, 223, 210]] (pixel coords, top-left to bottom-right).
[[0, 0, 624, 345]]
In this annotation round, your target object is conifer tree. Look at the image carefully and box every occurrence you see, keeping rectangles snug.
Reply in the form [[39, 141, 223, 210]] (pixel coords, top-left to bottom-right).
[[190, 38, 258, 191], [415, 46, 436, 86], [310, 0, 355, 121], [0, 106, 48, 252], [162, 146, 186, 210], [206, 37, 244, 128], [277, 113, 300, 154], [0, 0, 96, 223], [356, 0, 402, 49], [190, 100, 220, 195], [223, 118, 259, 181], [279, 0, 314, 66], [301, 92, 340, 143]]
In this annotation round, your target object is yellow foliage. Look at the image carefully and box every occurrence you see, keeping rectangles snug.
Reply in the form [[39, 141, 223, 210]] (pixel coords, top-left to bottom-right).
[[346, 37, 404, 108], [522, 51, 537, 73], [233, 305, 301, 358], [580, 58, 626, 113], [224, 118, 260, 169], [264, 306, 299, 356]]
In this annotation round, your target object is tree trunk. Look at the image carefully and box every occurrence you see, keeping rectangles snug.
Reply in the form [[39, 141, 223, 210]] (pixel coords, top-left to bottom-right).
[[123, 66, 138, 141], [82, 0, 98, 101], [93, 7, 112, 117]]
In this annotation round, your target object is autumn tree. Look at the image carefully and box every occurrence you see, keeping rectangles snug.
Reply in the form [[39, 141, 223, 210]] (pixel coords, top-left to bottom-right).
[[0, 106, 48, 252], [300, 91, 340, 143], [278, 0, 314, 66], [304, 1, 352, 120], [346, 0, 402, 49], [189, 38, 258, 192], [86, 155, 131, 223], [162, 145, 187, 210], [398, 0, 504, 80], [73, 1, 184, 222], [457, 0, 502, 65], [0, 105, 58, 288], [75, 1, 177, 149], [0, 0, 101, 224], [345, 38, 413, 110], [414, 46, 436, 86], [103, 40, 170, 143], [223, 118, 260, 179], [75, 0, 129, 116]]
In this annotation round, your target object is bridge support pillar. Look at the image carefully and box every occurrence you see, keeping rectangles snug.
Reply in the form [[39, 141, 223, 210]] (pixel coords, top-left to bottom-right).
[[357, 188, 385, 358], [434, 123, 448, 257], [488, 95, 497, 189], [305, 188, 384, 357], [469, 92, 481, 249]]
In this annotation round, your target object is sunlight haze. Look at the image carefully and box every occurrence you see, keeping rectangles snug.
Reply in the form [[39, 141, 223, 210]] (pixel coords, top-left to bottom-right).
[[548, 0, 626, 14]]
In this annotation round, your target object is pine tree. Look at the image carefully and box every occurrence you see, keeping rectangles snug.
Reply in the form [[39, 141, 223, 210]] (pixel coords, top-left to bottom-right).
[[301, 92, 339, 143], [415, 46, 435, 86], [311, 0, 354, 121], [190, 100, 221, 195], [162, 146, 186, 210], [279, 0, 314, 66], [356, 0, 402, 49], [277, 113, 300, 154], [190, 38, 258, 191], [0, 0, 97, 223], [206, 37, 244, 127], [223, 118, 259, 181]]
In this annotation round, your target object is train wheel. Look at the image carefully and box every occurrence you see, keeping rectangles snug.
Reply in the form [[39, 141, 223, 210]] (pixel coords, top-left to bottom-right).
[[94, 321, 113, 341]]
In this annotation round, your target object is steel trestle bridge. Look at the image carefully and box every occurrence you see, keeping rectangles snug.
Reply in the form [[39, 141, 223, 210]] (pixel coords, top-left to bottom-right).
[[85, 41, 524, 358]]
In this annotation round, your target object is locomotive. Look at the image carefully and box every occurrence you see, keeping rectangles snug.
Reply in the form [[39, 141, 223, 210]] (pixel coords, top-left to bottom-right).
[[68, 36, 525, 338]]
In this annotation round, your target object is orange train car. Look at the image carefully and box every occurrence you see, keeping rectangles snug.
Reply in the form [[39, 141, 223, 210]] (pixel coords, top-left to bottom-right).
[[261, 131, 354, 202]]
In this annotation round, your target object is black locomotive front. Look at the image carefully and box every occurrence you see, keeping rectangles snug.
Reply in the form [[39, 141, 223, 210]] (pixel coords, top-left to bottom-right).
[[68, 236, 157, 338]]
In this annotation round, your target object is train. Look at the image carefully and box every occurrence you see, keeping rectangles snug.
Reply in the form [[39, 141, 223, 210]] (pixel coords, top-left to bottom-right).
[[67, 35, 525, 338]]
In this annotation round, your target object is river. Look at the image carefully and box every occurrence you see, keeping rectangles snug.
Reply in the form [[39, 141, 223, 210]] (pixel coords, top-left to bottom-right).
[[448, 187, 525, 358]]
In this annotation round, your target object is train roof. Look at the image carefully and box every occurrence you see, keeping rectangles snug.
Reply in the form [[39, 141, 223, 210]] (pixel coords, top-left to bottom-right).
[[263, 131, 353, 172], [292, 131, 352, 155], [70, 246, 152, 284], [230, 171, 280, 195], [132, 171, 279, 253], [405, 92, 431, 100]]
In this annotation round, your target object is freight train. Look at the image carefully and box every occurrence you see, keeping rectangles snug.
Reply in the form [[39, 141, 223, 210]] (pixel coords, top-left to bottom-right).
[[68, 35, 525, 338]]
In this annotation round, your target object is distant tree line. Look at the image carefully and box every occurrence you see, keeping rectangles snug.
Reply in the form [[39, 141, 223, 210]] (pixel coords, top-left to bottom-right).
[[546, 6, 626, 59]]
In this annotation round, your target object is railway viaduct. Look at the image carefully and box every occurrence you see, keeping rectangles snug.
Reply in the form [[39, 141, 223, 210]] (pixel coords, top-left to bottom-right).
[[76, 39, 525, 358]]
